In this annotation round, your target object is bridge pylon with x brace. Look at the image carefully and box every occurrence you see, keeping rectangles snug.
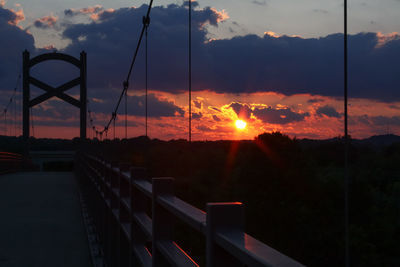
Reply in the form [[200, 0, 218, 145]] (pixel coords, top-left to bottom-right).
[[22, 50, 87, 141]]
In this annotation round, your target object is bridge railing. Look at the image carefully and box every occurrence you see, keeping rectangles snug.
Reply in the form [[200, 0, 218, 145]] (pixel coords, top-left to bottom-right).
[[75, 152, 305, 267], [0, 152, 25, 174]]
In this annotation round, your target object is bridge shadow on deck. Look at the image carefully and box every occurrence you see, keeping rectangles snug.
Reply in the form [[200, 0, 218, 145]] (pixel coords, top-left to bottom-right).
[[0, 172, 92, 267]]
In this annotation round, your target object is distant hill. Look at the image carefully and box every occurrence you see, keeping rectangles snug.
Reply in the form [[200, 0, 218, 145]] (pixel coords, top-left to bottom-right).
[[0, 136, 76, 153], [299, 134, 400, 148], [353, 134, 400, 147]]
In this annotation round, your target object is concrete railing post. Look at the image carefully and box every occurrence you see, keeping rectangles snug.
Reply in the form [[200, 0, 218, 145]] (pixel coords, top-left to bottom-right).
[[119, 163, 131, 200], [206, 203, 245, 267], [152, 178, 174, 267], [110, 161, 120, 266], [103, 160, 112, 266], [119, 163, 131, 267], [77, 154, 306, 267], [130, 167, 150, 265], [95, 158, 107, 261]]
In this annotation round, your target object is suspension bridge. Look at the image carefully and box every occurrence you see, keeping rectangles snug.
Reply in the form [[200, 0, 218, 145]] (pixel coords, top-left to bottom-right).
[[0, 0, 353, 266]]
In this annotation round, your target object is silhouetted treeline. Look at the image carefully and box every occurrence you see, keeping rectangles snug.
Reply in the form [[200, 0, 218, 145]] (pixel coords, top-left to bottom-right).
[[0, 136, 79, 152], [83, 132, 400, 267]]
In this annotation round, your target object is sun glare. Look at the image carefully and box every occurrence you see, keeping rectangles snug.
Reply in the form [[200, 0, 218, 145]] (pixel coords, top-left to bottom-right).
[[235, 119, 247, 130]]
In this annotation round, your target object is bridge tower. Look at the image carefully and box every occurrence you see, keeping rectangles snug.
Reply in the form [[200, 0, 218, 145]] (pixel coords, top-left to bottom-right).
[[22, 50, 87, 141]]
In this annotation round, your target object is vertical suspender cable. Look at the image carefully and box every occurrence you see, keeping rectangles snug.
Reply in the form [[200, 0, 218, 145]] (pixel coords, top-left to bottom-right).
[[10, 99, 13, 136], [125, 88, 128, 139], [344, 0, 349, 267], [18, 74, 21, 136], [11, 99, 14, 136], [188, 0, 192, 142], [4, 110, 6, 136], [14, 93, 17, 136], [145, 20, 149, 138], [113, 112, 116, 140], [122, 0, 154, 140], [15, 86, 22, 135], [30, 107, 34, 137], [19, 86, 21, 135], [86, 1, 153, 140]]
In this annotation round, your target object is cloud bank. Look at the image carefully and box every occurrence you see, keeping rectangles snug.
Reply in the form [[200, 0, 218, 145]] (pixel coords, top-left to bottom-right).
[[229, 102, 309, 125], [2, 4, 399, 104], [0, 5, 34, 88], [56, 4, 400, 102]]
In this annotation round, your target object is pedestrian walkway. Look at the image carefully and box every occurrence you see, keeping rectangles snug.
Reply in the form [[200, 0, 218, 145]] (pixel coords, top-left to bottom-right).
[[0, 172, 92, 267]]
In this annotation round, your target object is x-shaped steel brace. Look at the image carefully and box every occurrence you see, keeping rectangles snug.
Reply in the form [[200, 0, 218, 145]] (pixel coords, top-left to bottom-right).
[[29, 76, 81, 108]]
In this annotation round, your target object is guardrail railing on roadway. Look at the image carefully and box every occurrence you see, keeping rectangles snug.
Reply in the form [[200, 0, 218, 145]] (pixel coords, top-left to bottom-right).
[[0, 152, 24, 174], [75, 152, 305, 267]]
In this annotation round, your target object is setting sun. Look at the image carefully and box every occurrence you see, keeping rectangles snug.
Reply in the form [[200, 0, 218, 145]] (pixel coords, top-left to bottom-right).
[[235, 120, 247, 130]]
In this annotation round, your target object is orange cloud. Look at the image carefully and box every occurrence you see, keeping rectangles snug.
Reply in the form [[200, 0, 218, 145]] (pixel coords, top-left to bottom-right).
[[34, 15, 58, 28], [211, 8, 229, 23], [42, 45, 55, 50], [376, 32, 400, 48], [65, 5, 103, 16], [90, 8, 115, 21], [7, 7, 25, 27], [264, 31, 281, 38], [79, 5, 103, 14], [6, 90, 399, 140]]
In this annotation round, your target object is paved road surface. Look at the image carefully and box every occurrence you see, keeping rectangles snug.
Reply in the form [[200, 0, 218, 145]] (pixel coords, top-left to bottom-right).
[[0, 172, 92, 267]]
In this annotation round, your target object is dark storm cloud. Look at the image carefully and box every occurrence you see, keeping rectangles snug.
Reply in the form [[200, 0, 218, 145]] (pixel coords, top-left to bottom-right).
[[57, 4, 400, 102], [206, 32, 400, 101], [0, 5, 24, 26], [192, 112, 203, 120], [141, 94, 184, 117], [20, 92, 183, 128], [229, 102, 252, 120], [64, 9, 74, 17], [370, 116, 400, 126], [60, 4, 228, 101], [89, 93, 184, 118], [252, 106, 309, 124], [316, 105, 341, 118], [229, 102, 309, 124], [197, 125, 215, 132], [212, 115, 221, 122], [0, 5, 35, 106], [193, 100, 202, 109], [351, 115, 400, 127], [307, 98, 325, 104]]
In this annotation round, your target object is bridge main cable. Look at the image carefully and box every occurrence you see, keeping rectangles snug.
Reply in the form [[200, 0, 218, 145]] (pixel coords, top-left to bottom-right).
[[89, 0, 154, 138]]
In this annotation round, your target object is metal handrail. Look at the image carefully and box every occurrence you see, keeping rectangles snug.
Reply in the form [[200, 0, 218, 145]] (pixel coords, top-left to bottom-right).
[[76, 152, 305, 267], [0, 151, 24, 174]]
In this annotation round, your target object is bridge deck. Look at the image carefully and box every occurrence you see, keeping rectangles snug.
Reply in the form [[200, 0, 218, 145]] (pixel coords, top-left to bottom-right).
[[0, 172, 92, 267]]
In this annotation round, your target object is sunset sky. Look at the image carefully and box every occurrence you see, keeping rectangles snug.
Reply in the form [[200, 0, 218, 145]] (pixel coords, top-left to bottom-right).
[[1, 0, 399, 140]]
